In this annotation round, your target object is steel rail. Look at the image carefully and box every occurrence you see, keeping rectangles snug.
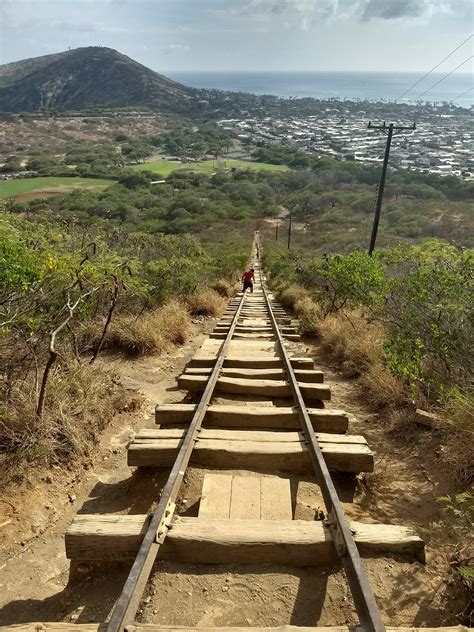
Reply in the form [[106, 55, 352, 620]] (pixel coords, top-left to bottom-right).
[[107, 288, 248, 632], [258, 259, 385, 632]]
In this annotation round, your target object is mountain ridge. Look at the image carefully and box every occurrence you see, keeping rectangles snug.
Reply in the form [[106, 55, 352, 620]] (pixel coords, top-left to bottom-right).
[[0, 47, 198, 113]]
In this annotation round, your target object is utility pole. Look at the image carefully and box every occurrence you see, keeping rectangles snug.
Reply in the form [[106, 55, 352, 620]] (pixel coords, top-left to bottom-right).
[[275, 220, 279, 241], [287, 211, 292, 250], [367, 121, 416, 255]]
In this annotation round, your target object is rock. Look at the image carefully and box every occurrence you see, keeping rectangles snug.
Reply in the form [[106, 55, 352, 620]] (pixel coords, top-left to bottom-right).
[[222, 585, 229, 592], [68, 494, 76, 503]]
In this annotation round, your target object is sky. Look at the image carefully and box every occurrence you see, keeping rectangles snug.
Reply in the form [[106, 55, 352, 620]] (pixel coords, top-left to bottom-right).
[[0, 0, 473, 73]]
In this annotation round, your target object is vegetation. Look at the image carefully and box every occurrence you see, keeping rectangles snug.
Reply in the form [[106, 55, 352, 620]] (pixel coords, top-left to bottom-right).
[[0, 205, 248, 482], [263, 240, 473, 483], [132, 158, 290, 176]]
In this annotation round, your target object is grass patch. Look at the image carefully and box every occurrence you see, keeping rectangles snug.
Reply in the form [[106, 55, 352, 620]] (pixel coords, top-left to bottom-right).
[[186, 289, 227, 317], [0, 364, 124, 485], [0, 177, 112, 199], [132, 157, 290, 176], [99, 300, 194, 357]]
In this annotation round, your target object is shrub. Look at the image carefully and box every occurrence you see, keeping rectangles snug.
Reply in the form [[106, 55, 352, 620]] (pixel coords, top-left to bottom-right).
[[186, 289, 226, 317], [319, 311, 383, 378], [101, 300, 193, 356], [293, 296, 321, 336], [211, 279, 235, 298], [278, 285, 308, 310], [0, 364, 121, 484]]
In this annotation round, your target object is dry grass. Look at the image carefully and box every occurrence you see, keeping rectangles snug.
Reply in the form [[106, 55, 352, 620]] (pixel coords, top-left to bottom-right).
[[277, 286, 321, 336], [105, 300, 194, 356], [186, 289, 226, 317], [0, 363, 126, 484], [293, 296, 322, 336], [360, 364, 408, 410], [319, 311, 383, 377], [210, 279, 237, 298], [440, 394, 474, 485], [279, 285, 309, 310]]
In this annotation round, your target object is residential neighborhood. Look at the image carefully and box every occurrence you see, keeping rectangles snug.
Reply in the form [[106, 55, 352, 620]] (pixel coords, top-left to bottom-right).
[[218, 103, 474, 178]]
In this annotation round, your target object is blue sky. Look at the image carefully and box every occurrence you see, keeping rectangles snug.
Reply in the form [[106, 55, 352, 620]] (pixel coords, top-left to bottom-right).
[[0, 0, 473, 73]]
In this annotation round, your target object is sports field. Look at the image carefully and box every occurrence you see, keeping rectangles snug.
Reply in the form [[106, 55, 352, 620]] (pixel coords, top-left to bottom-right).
[[0, 177, 112, 199], [132, 158, 290, 176]]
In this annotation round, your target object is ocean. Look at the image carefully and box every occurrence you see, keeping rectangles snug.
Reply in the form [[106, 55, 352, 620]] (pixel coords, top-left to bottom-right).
[[167, 71, 473, 107]]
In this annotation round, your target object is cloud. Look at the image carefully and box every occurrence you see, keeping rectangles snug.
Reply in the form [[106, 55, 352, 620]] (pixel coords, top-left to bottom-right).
[[362, 0, 426, 20], [361, 0, 473, 20], [230, 0, 472, 27], [236, 0, 344, 30], [161, 43, 191, 56]]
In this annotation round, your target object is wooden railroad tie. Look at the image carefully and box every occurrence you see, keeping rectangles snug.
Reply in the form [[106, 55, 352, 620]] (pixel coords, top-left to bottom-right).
[[181, 367, 325, 383], [4, 625, 469, 632], [127, 427, 374, 473], [176, 375, 331, 402], [154, 403, 349, 433], [65, 473, 424, 564]]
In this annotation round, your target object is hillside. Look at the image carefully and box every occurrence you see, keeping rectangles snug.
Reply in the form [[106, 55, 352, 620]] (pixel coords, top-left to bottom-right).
[[0, 47, 198, 113]]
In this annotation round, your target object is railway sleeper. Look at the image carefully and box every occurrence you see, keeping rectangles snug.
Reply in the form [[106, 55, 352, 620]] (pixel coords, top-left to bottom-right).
[[181, 367, 325, 383], [154, 403, 348, 433], [187, 356, 313, 369], [177, 375, 330, 401], [5, 625, 467, 632], [65, 515, 425, 564], [127, 428, 373, 473]]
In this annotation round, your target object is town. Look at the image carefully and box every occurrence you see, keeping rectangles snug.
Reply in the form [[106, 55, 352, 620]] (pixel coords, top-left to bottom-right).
[[218, 102, 474, 179]]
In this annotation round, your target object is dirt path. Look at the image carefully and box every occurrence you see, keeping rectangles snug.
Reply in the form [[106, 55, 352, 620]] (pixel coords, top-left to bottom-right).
[[0, 326, 464, 626]]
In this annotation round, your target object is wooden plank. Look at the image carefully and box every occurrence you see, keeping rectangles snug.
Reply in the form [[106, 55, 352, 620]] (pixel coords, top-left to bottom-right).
[[189, 356, 313, 369], [230, 477, 260, 519], [134, 428, 367, 445], [199, 474, 232, 519], [183, 367, 324, 383], [260, 477, 292, 520], [177, 375, 330, 401], [65, 516, 425, 564], [155, 404, 348, 433], [131, 627, 468, 632], [127, 435, 373, 473], [3, 626, 469, 632]]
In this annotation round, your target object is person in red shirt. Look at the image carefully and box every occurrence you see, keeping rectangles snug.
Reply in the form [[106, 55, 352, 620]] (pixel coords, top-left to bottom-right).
[[242, 268, 255, 293]]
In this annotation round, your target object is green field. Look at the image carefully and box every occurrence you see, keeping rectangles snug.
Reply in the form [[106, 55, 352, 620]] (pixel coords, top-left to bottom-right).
[[0, 177, 113, 199], [133, 158, 290, 176]]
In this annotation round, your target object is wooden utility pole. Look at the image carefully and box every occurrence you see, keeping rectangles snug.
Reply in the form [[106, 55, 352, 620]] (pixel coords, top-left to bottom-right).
[[287, 211, 292, 249], [275, 220, 279, 241], [367, 121, 416, 255]]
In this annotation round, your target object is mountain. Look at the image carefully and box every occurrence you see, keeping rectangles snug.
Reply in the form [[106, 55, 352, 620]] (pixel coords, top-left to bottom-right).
[[0, 47, 198, 113]]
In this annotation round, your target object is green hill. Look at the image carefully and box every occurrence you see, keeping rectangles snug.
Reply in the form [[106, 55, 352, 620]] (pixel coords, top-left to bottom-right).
[[0, 47, 198, 113]]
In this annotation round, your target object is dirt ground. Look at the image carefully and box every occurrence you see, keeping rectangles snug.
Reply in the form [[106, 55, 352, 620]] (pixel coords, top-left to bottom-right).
[[0, 324, 468, 626]]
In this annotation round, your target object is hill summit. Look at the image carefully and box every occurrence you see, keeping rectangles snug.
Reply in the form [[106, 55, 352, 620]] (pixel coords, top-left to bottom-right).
[[0, 46, 197, 113]]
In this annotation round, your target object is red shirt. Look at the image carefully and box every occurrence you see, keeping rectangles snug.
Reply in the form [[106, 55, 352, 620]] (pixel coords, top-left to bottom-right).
[[242, 271, 254, 282]]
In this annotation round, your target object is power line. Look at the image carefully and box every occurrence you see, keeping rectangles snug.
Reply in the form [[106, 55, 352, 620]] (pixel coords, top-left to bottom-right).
[[396, 33, 473, 101], [416, 55, 473, 99], [451, 86, 474, 101]]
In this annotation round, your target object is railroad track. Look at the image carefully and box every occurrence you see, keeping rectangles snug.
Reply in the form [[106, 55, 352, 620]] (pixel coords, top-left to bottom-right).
[[5, 239, 468, 632]]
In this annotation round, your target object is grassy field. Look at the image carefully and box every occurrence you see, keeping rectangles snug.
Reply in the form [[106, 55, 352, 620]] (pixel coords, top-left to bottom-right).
[[0, 177, 112, 199], [132, 158, 290, 176]]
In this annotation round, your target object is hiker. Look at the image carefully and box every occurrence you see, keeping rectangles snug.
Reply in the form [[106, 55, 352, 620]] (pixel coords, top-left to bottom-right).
[[242, 268, 255, 293]]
